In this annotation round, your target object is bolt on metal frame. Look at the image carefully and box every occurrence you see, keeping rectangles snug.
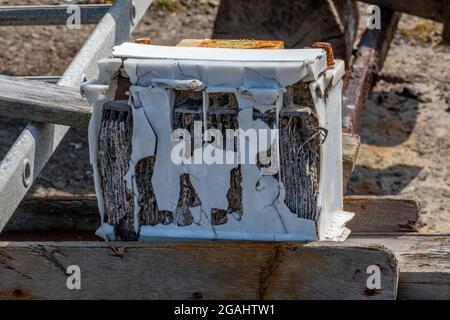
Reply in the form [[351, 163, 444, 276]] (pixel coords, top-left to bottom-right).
[[0, 0, 154, 232]]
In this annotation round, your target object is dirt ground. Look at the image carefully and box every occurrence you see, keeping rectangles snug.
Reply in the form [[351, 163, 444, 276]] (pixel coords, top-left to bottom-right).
[[0, 1, 449, 233], [349, 7, 450, 233]]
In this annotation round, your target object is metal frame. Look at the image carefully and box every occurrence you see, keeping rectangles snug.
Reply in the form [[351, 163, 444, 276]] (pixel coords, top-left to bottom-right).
[[0, 0, 153, 232]]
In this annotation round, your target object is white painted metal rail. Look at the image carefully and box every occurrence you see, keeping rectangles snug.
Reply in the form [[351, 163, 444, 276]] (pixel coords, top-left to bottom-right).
[[0, 0, 154, 232]]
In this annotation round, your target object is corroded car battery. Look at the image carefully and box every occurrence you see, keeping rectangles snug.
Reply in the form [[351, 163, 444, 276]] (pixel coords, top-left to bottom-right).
[[81, 40, 354, 242]]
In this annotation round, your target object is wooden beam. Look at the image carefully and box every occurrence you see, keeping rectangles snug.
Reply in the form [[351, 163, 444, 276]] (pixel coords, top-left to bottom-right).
[[5, 196, 100, 232], [344, 196, 419, 233], [343, 133, 360, 188], [0, 75, 91, 129], [358, 0, 444, 22], [1, 236, 447, 300], [346, 235, 450, 300], [0, 240, 398, 300], [3, 195, 418, 235], [342, 9, 401, 133]]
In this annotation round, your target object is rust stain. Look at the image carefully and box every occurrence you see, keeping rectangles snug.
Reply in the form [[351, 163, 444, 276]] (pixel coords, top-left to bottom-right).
[[135, 38, 151, 45], [364, 288, 382, 296], [191, 291, 203, 300], [312, 42, 335, 68], [0, 288, 36, 300]]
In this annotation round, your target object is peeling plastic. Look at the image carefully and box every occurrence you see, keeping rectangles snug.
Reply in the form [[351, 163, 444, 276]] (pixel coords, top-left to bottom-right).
[[81, 43, 354, 242]]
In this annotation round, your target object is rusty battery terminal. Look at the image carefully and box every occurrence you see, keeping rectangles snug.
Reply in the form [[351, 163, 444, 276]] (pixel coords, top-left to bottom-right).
[[135, 38, 152, 45], [312, 42, 335, 68]]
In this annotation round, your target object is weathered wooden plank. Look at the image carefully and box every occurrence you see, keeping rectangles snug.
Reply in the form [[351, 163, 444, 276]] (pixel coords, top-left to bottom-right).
[[1, 236, 447, 300], [0, 230, 98, 242], [0, 75, 91, 128], [345, 196, 419, 233], [5, 196, 100, 232], [358, 0, 444, 22], [346, 235, 450, 300], [213, 0, 359, 63], [342, 9, 401, 133], [0, 240, 398, 300], [4, 195, 418, 235], [343, 133, 360, 188]]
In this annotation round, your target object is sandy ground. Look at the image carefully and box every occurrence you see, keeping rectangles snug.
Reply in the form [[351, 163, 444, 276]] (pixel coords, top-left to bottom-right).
[[0, 1, 449, 233], [348, 7, 450, 233]]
